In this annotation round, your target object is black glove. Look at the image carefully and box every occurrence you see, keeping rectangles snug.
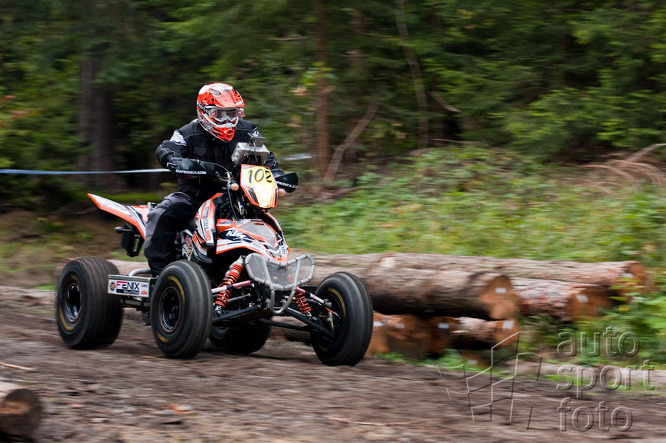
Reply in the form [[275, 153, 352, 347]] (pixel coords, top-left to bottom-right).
[[166, 156, 184, 172], [274, 172, 298, 193]]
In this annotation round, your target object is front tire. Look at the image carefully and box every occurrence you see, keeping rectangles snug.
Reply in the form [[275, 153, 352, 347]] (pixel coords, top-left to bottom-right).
[[151, 260, 212, 359], [310, 272, 373, 366], [55, 257, 123, 349]]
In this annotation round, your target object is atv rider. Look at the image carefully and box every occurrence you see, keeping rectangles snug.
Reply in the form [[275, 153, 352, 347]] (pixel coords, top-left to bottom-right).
[[145, 82, 282, 277]]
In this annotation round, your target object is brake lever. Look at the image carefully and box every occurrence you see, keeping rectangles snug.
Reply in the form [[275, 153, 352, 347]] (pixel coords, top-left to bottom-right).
[[216, 172, 239, 191]]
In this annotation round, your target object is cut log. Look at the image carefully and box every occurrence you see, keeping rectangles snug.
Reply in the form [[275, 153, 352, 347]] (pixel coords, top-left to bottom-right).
[[382, 315, 432, 360], [0, 381, 42, 439], [365, 312, 390, 356], [387, 254, 649, 296], [427, 316, 458, 355], [308, 264, 367, 287], [362, 267, 518, 319], [450, 317, 520, 349], [292, 250, 385, 269], [512, 278, 616, 321], [307, 252, 650, 296]]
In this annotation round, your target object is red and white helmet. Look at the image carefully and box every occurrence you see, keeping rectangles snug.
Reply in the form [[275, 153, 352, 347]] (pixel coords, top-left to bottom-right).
[[196, 83, 245, 141]]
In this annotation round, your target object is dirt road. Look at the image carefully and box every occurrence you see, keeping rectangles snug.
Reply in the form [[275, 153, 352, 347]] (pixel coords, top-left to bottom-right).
[[1, 285, 665, 442]]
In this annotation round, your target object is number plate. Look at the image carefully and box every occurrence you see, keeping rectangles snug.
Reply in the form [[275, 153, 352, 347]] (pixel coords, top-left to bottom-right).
[[108, 275, 151, 298], [240, 165, 277, 208]]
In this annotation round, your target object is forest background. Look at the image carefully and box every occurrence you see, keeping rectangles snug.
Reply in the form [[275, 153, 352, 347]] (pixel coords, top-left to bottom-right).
[[5, 1, 666, 194], [3, 1, 666, 361]]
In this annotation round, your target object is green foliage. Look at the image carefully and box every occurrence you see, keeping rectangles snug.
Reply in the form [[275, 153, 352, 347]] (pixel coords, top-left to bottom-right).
[[422, 1, 666, 158], [567, 273, 666, 365], [0, 1, 83, 206], [277, 146, 666, 267], [5, 0, 666, 201]]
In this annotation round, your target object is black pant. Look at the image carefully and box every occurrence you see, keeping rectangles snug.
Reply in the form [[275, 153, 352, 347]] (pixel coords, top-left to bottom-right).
[[144, 192, 201, 276]]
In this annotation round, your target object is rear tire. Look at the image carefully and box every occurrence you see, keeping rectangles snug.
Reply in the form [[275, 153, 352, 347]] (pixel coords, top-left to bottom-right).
[[208, 322, 271, 354], [55, 257, 123, 349], [310, 272, 373, 366], [151, 260, 212, 359]]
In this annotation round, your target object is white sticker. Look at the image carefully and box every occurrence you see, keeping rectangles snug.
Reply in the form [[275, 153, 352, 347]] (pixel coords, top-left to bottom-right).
[[502, 320, 514, 330], [576, 294, 588, 303]]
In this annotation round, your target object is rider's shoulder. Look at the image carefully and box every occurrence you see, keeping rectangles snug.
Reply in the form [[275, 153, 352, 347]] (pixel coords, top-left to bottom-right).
[[233, 119, 260, 141], [178, 119, 207, 138], [236, 118, 255, 132]]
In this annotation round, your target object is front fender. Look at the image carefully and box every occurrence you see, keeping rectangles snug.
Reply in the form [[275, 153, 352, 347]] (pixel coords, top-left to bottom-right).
[[215, 221, 288, 262]]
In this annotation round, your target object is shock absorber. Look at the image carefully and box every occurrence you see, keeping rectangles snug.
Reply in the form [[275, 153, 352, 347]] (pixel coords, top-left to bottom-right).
[[215, 257, 244, 310], [294, 288, 312, 315]]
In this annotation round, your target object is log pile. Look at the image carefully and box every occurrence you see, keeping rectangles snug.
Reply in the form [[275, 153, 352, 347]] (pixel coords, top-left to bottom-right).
[[102, 252, 651, 360], [301, 251, 649, 359]]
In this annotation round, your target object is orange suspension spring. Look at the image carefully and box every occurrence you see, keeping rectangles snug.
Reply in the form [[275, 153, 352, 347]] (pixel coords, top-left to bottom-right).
[[294, 291, 312, 315], [215, 259, 244, 309]]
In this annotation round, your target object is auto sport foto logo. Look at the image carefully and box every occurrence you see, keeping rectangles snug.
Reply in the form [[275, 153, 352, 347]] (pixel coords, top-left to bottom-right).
[[436, 330, 654, 434], [436, 332, 542, 430]]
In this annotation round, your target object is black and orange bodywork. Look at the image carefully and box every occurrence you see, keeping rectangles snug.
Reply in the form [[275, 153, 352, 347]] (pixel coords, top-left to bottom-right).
[[88, 193, 150, 238], [87, 164, 287, 267]]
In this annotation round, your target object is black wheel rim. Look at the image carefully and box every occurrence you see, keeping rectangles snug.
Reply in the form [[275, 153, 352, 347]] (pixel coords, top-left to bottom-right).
[[63, 281, 82, 324], [159, 286, 182, 333], [317, 289, 345, 346]]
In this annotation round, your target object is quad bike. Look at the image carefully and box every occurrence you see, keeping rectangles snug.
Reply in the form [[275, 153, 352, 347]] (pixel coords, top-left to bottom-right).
[[54, 137, 373, 366]]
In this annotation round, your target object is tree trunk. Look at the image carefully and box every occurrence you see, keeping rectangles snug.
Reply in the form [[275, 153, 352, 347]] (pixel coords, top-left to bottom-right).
[[362, 267, 518, 319], [315, 0, 330, 176], [0, 382, 42, 439], [307, 252, 650, 296], [376, 314, 433, 360], [395, 0, 428, 150], [512, 278, 616, 321], [80, 55, 116, 190], [427, 316, 458, 355], [365, 312, 391, 356], [77, 0, 117, 191], [450, 317, 520, 349]]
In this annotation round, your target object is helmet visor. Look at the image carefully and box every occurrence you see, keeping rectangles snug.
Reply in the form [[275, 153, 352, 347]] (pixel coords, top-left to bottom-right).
[[206, 106, 241, 122]]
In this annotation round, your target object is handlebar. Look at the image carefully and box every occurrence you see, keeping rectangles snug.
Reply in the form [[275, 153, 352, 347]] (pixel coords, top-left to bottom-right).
[[171, 158, 234, 185], [171, 158, 297, 193]]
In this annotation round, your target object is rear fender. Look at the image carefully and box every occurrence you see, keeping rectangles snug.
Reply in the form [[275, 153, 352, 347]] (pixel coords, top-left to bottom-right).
[[88, 193, 150, 239]]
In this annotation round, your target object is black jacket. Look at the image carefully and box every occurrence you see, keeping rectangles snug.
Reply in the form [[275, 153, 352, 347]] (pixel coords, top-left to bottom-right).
[[156, 119, 279, 201]]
